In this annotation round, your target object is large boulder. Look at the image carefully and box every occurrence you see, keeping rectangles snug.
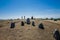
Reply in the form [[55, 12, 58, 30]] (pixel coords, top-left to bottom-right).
[[38, 23, 44, 29], [21, 21, 24, 26], [32, 21, 35, 26], [10, 22, 15, 28], [31, 16, 33, 19], [53, 29, 60, 40], [26, 18, 30, 24]]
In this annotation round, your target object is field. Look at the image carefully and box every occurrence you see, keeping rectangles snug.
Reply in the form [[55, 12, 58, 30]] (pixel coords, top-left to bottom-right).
[[0, 19, 60, 40]]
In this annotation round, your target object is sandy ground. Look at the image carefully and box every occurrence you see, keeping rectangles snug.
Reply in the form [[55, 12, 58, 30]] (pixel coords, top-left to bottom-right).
[[0, 19, 60, 40]]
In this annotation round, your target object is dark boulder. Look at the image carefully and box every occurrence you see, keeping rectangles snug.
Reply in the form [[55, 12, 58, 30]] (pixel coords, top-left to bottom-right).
[[38, 23, 44, 29], [32, 21, 35, 26], [31, 16, 33, 19], [53, 29, 60, 40], [26, 18, 30, 24], [10, 22, 15, 28], [21, 21, 24, 26]]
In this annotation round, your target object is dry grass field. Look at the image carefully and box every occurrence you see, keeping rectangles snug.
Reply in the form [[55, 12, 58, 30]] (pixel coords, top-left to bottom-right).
[[0, 19, 60, 40]]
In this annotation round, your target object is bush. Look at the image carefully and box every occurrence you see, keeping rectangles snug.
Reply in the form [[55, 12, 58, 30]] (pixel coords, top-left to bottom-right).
[[46, 18, 48, 20], [50, 18, 54, 20], [54, 19, 57, 21]]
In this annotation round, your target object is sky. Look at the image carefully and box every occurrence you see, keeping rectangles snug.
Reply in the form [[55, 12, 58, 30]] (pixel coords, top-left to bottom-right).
[[0, 0, 60, 19]]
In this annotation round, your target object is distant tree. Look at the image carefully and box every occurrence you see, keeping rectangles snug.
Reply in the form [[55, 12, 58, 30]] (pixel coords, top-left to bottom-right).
[[17, 18, 20, 20], [53, 18, 60, 21], [51, 18, 54, 20], [10, 19, 13, 21], [57, 18, 60, 20], [54, 19, 57, 21], [46, 18, 48, 20]]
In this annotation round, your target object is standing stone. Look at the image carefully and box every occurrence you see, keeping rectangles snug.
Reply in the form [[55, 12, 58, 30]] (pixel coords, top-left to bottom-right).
[[38, 23, 44, 29], [10, 22, 15, 28], [53, 29, 60, 40], [24, 16, 25, 19], [26, 18, 30, 24], [21, 21, 24, 26], [24, 16, 26, 23], [31, 16, 33, 19], [32, 21, 35, 26]]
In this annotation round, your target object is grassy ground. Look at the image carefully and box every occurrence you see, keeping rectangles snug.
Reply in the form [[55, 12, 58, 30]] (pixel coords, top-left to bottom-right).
[[0, 19, 60, 40]]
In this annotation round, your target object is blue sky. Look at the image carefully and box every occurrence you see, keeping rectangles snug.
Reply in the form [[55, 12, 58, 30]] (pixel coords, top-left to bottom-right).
[[0, 0, 60, 19]]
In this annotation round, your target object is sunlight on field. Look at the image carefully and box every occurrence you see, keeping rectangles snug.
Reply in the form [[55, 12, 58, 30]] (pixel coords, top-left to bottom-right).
[[0, 19, 60, 40]]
